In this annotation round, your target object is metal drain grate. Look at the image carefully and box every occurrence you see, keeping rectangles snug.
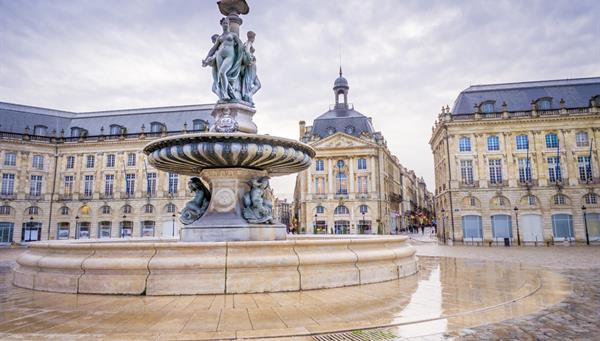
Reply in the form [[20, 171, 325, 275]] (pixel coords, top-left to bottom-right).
[[313, 329, 399, 341]]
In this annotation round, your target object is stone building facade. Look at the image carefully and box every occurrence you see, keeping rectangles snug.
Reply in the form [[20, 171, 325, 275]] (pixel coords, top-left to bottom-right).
[[294, 71, 431, 234], [0, 102, 212, 244], [430, 77, 600, 244]]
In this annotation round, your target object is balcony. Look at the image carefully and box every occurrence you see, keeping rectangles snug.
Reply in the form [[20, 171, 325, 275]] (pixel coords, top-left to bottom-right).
[[356, 193, 370, 199], [80, 193, 93, 200], [57, 194, 73, 201], [0, 193, 16, 200], [334, 192, 349, 199], [518, 180, 539, 188], [458, 182, 479, 189], [100, 193, 114, 199], [487, 181, 506, 188], [26, 194, 42, 200], [120, 193, 135, 199], [579, 177, 600, 185]]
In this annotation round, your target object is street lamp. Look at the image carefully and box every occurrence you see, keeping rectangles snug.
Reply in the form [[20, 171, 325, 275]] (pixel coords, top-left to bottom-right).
[[361, 211, 366, 234], [121, 215, 126, 237], [314, 213, 317, 234], [582, 205, 590, 245], [513, 206, 521, 246], [441, 208, 447, 244], [172, 213, 176, 237], [75, 215, 79, 239]]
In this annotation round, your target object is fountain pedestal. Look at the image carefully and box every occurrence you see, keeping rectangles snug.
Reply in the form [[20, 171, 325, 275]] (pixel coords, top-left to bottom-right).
[[180, 168, 286, 242]]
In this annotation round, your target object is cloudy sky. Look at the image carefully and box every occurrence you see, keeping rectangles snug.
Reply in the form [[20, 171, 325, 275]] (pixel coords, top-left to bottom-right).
[[1, 0, 599, 199]]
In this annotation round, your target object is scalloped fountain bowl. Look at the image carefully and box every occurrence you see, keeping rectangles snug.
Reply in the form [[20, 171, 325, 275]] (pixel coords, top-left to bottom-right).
[[143, 133, 315, 177]]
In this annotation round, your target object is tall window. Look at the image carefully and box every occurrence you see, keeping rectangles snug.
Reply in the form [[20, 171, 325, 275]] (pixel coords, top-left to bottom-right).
[[64, 175, 74, 194], [515, 135, 529, 150], [141, 221, 155, 237], [125, 174, 136, 195], [458, 137, 471, 152], [547, 157, 562, 183], [4, 152, 16, 166], [29, 175, 43, 196], [0, 222, 14, 243], [357, 158, 367, 170], [460, 160, 474, 185], [127, 153, 136, 166], [167, 173, 178, 194], [462, 215, 483, 239], [86, 155, 95, 168], [518, 158, 532, 183], [147, 172, 157, 195], [315, 159, 324, 171], [488, 159, 502, 184], [314, 177, 325, 194], [104, 174, 114, 196], [32, 155, 44, 169], [66, 156, 75, 169], [576, 131, 589, 147], [335, 172, 348, 194], [334, 205, 349, 215], [487, 136, 500, 151], [552, 214, 574, 240], [99, 221, 111, 238], [578, 156, 592, 181], [83, 175, 94, 196], [1, 174, 15, 195], [545, 133, 558, 148], [357, 176, 368, 193], [106, 154, 115, 168]]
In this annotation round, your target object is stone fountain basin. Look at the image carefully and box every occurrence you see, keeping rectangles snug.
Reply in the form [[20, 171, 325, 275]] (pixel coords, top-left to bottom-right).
[[12, 235, 418, 296], [143, 133, 315, 176]]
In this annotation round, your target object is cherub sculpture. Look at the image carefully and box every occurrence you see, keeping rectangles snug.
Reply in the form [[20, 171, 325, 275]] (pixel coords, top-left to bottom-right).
[[179, 177, 211, 225], [242, 176, 273, 224]]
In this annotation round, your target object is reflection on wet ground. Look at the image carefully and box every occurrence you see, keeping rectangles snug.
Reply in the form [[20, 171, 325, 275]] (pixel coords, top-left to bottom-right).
[[0, 257, 570, 340]]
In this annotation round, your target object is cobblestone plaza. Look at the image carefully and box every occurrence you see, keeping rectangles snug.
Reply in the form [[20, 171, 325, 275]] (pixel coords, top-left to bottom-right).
[[1, 243, 599, 340]]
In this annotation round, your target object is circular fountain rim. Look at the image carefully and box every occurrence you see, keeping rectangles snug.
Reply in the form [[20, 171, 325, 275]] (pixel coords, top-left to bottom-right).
[[143, 132, 315, 157]]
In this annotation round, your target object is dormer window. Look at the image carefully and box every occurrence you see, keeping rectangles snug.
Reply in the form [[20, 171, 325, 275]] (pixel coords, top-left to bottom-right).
[[537, 98, 552, 110], [70, 127, 81, 137], [33, 125, 48, 136], [192, 119, 207, 131], [481, 101, 495, 113], [109, 124, 123, 135], [345, 125, 355, 134], [150, 122, 165, 133], [326, 127, 336, 135]]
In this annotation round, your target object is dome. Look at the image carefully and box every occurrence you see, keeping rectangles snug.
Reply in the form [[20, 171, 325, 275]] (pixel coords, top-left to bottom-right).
[[333, 75, 349, 89]]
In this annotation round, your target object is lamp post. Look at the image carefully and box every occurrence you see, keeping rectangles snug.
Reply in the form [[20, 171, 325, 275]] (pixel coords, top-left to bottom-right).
[[513, 206, 521, 246], [172, 213, 176, 237], [75, 215, 79, 239], [313, 213, 317, 234], [582, 205, 590, 245], [441, 208, 447, 244], [121, 214, 126, 238], [28, 216, 34, 241]]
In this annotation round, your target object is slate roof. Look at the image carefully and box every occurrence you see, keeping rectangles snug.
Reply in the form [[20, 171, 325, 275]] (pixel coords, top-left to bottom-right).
[[0, 102, 214, 136], [452, 77, 600, 115], [311, 106, 375, 138]]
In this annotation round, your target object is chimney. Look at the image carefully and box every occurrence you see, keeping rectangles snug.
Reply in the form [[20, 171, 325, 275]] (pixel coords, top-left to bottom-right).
[[299, 120, 306, 139]]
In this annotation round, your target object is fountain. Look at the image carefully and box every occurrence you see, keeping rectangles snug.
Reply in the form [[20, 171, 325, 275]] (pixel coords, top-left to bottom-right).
[[12, 0, 417, 295]]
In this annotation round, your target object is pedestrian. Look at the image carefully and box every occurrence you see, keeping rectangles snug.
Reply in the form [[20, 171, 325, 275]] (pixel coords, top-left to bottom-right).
[[421, 225, 425, 235]]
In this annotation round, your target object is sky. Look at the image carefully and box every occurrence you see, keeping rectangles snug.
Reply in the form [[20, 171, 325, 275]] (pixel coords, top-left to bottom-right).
[[1, 0, 599, 200]]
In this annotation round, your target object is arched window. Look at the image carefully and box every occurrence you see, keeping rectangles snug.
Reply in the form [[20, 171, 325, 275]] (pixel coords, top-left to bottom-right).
[[100, 205, 111, 215], [144, 204, 155, 214], [553, 194, 568, 205], [316, 205, 325, 214], [166, 203, 177, 213], [459, 137, 471, 152], [334, 205, 349, 215], [584, 193, 598, 205], [60, 206, 69, 215], [28, 206, 40, 215], [359, 205, 368, 214], [487, 136, 500, 151], [545, 133, 558, 148], [470, 196, 477, 207]]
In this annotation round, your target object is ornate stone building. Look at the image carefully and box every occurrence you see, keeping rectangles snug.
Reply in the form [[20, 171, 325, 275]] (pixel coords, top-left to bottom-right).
[[430, 77, 600, 244], [0, 102, 212, 243], [294, 71, 431, 234]]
